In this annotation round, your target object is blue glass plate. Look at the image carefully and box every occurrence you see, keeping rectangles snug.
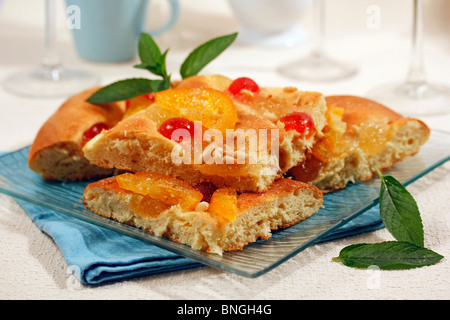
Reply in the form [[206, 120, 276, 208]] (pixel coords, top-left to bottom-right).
[[0, 130, 449, 277]]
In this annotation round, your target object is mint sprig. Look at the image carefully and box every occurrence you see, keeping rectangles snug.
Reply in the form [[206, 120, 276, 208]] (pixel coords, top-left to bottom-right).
[[333, 169, 443, 270], [87, 32, 238, 104], [180, 32, 238, 79]]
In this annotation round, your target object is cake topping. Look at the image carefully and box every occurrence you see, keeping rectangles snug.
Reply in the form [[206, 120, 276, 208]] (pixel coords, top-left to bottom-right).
[[227, 77, 260, 96], [358, 120, 393, 156], [193, 182, 218, 203], [81, 122, 111, 146], [155, 88, 238, 133], [124, 93, 156, 118], [158, 118, 196, 143], [115, 172, 203, 211], [207, 188, 238, 222], [279, 112, 315, 139]]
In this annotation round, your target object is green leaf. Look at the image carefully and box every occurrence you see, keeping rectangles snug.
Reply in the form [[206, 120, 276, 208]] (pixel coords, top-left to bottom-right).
[[150, 76, 171, 92], [135, 33, 168, 78], [134, 63, 162, 76], [180, 32, 238, 79], [378, 172, 424, 247], [86, 78, 170, 103], [332, 241, 443, 270], [138, 33, 162, 67]]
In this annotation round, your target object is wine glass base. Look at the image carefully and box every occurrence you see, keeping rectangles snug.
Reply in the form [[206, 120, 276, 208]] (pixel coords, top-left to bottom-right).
[[366, 82, 450, 116], [237, 26, 306, 47], [3, 67, 100, 99], [278, 53, 357, 82]]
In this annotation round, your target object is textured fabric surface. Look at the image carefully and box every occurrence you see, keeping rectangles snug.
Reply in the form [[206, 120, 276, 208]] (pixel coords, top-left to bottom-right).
[[1, 0, 449, 299]]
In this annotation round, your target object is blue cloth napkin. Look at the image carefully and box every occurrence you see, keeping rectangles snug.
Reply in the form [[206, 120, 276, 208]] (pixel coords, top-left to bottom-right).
[[1, 151, 384, 285], [17, 200, 203, 285]]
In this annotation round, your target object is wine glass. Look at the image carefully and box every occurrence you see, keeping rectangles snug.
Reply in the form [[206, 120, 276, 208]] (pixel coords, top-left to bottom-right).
[[278, 0, 357, 81], [2, 0, 99, 99], [366, 0, 450, 116]]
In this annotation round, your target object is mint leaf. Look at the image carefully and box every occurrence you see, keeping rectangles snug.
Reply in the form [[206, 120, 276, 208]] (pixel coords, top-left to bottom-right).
[[378, 171, 424, 247], [86, 78, 170, 103], [137, 34, 161, 65], [180, 32, 238, 79], [134, 49, 169, 78], [332, 241, 443, 269], [135, 34, 168, 78], [333, 169, 443, 271]]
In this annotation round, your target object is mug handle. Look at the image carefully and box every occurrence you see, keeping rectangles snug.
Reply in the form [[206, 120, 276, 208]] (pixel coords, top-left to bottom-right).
[[146, 0, 180, 36]]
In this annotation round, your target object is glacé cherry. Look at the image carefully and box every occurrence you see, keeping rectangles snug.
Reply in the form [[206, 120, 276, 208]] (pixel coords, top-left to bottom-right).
[[279, 112, 315, 139], [158, 118, 196, 143], [82, 122, 111, 146], [193, 182, 218, 203], [227, 77, 260, 96]]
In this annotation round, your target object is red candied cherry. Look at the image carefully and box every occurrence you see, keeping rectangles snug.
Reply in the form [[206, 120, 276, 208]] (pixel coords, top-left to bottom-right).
[[158, 118, 196, 143], [279, 112, 316, 139], [227, 77, 260, 96], [82, 122, 111, 146], [193, 182, 218, 203]]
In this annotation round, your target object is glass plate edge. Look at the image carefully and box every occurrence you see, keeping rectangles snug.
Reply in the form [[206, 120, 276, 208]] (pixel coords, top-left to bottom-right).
[[1, 130, 449, 278]]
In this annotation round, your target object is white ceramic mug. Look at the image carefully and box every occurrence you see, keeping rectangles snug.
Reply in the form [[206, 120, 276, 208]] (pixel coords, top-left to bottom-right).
[[228, 0, 310, 46]]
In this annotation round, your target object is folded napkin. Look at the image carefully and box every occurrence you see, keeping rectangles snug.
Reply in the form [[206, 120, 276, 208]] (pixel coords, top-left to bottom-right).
[[1, 151, 384, 285], [18, 200, 203, 285]]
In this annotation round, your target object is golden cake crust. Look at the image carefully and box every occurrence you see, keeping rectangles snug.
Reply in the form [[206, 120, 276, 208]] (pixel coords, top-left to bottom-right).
[[28, 87, 125, 181]]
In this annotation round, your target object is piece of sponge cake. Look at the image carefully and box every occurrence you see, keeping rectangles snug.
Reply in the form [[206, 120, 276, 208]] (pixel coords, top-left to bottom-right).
[[83, 173, 323, 254], [289, 95, 430, 191]]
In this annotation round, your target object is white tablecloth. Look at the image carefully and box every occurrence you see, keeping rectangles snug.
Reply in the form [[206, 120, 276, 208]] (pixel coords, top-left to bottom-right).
[[0, 0, 449, 300]]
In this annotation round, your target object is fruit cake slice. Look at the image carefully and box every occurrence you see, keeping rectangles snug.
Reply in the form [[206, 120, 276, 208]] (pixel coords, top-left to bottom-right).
[[175, 74, 327, 171], [289, 95, 430, 191], [83, 172, 323, 254], [83, 75, 327, 192], [28, 87, 126, 181]]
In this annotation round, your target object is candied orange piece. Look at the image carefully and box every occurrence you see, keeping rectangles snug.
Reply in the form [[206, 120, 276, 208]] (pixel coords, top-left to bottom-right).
[[124, 94, 156, 118], [115, 172, 203, 211], [207, 188, 238, 222], [359, 120, 393, 156], [155, 88, 239, 132], [311, 106, 347, 162], [141, 103, 182, 128]]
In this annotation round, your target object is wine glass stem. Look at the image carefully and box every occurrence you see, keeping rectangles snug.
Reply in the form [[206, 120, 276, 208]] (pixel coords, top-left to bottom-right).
[[311, 0, 325, 59], [406, 0, 426, 86], [41, 0, 62, 81]]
